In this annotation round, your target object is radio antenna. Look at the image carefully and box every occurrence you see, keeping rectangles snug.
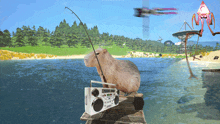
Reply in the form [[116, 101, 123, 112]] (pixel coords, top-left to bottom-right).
[[65, 7, 107, 82]]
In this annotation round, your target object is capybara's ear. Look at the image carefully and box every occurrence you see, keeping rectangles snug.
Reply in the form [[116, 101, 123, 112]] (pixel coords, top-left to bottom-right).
[[103, 49, 107, 53]]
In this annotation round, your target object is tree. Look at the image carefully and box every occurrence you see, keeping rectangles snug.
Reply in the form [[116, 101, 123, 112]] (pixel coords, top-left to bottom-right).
[[156, 46, 159, 53], [81, 37, 91, 48], [28, 26, 38, 46], [49, 31, 55, 47], [11, 31, 16, 47], [36, 26, 45, 45], [0, 20, 176, 52], [126, 38, 132, 49], [53, 31, 63, 48], [108, 34, 114, 46], [179, 43, 184, 54], [21, 25, 29, 45], [100, 32, 110, 46], [3, 29, 12, 47], [175, 45, 178, 53], [197, 44, 203, 52], [0, 30, 4, 47], [70, 21, 78, 34], [91, 25, 100, 45], [191, 44, 196, 54], [163, 45, 168, 53], [214, 42, 220, 51], [77, 22, 85, 45], [66, 33, 78, 47], [171, 45, 176, 53], [148, 44, 152, 52], [114, 36, 124, 48], [42, 29, 50, 46], [55, 19, 71, 45], [15, 28, 25, 47]]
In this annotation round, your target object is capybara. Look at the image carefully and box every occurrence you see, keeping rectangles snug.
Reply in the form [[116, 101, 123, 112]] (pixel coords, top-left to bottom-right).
[[84, 48, 140, 94]]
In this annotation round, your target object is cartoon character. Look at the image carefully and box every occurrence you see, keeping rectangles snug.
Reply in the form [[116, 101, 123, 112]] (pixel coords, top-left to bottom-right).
[[192, 1, 219, 36], [184, 1, 220, 79]]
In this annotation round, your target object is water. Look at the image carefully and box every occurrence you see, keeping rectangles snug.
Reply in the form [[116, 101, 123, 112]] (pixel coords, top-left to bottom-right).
[[0, 58, 220, 124], [191, 41, 219, 48]]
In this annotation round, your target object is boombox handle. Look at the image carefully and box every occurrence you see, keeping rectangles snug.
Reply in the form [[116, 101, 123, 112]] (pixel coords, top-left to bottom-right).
[[90, 80, 116, 87]]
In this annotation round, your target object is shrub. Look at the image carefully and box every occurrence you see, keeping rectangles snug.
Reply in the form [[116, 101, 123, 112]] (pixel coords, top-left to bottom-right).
[[206, 52, 210, 56], [201, 52, 206, 56]]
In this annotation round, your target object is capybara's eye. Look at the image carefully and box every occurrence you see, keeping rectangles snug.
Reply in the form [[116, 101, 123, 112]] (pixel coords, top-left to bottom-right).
[[96, 53, 99, 55]]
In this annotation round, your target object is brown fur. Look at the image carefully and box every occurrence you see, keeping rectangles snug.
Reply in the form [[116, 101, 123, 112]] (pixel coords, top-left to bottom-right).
[[84, 48, 140, 93]]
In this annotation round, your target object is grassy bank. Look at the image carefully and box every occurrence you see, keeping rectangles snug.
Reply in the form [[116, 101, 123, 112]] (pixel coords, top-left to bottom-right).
[[0, 43, 133, 56], [0, 43, 188, 60]]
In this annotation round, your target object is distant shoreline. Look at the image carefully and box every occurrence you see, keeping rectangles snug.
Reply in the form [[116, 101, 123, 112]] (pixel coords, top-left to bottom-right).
[[0, 50, 184, 61], [1, 50, 220, 63], [9, 54, 123, 60]]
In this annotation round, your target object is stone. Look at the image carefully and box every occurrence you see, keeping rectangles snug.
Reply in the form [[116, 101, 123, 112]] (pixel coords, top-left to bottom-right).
[[214, 56, 219, 60]]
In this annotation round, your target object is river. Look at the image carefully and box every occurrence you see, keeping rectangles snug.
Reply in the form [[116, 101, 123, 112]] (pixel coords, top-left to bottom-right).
[[0, 58, 220, 124]]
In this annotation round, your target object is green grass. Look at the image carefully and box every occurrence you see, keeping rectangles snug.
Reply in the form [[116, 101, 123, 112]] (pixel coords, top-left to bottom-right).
[[175, 55, 186, 58], [0, 44, 90, 56], [101, 44, 133, 55], [0, 43, 133, 56], [0, 43, 190, 58]]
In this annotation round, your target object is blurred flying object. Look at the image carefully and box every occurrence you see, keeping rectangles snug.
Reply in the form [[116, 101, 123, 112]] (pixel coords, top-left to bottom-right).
[[134, 8, 178, 17], [134, 0, 178, 40]]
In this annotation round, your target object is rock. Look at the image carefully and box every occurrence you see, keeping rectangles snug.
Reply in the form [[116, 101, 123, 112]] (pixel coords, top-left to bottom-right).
[[177, 95, 195, 104], [214, 56, 219, 60]]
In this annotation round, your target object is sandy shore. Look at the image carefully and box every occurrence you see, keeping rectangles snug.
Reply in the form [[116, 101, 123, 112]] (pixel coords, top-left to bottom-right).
[[181, 50, 220, 63], [3, 50, 220, 63]]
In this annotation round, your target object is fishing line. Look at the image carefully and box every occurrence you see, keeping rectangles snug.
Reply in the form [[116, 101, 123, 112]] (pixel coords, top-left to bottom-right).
[[65, 6, 107, 82]]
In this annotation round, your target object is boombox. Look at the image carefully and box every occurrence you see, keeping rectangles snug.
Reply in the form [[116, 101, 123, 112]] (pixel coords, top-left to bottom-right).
[[85, 80, 120, 116]]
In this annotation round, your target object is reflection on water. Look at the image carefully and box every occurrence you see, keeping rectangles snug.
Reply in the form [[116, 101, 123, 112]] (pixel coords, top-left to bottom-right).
[[202, 71, 220, 111], [175, 71, 220, 122]]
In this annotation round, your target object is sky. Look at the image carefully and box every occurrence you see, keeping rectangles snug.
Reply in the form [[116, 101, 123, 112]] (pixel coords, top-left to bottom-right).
[[1, 0, 220, 43]]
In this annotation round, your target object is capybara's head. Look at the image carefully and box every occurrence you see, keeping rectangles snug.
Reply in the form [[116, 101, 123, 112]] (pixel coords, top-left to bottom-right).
[[84, 48, 108, 67]]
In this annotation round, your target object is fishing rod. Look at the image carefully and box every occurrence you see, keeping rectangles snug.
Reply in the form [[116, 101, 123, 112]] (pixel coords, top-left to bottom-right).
[[65, 6, 107, 82]]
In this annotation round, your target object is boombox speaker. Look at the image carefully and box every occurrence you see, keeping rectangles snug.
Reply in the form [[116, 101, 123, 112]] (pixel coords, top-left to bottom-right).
[[85, 80, 120, 116]]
